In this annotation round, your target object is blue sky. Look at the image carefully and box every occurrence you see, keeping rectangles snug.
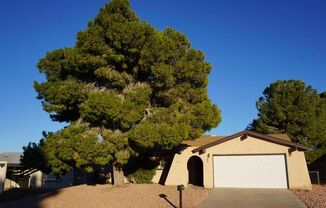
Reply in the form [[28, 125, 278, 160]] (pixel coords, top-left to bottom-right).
[[0, 0, 325, 152]]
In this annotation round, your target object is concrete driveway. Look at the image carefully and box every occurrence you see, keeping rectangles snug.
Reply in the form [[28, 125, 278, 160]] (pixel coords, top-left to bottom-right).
[[198, 188, 306, 208]]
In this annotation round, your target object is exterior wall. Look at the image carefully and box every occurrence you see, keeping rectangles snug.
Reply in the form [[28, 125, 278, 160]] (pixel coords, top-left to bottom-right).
[[0, 161, 7, 194], [29, 171, 43, 188], [165, 147, 203, 186], [286, 151, 312, 189], [152, 169, 163, 183], [165, 136, 312, 189]]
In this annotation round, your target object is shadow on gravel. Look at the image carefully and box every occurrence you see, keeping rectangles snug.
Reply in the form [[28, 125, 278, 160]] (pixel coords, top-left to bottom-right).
[[0, 188, 61, 208], [159, 193, 177, 208]]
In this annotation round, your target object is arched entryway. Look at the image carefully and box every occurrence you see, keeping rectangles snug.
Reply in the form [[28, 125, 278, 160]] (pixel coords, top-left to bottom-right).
[[187, 156, 203, 186]]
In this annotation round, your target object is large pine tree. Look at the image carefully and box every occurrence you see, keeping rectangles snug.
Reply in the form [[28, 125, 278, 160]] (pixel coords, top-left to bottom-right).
[[249, 80, 326, 162], [34, 0, 221, 185]]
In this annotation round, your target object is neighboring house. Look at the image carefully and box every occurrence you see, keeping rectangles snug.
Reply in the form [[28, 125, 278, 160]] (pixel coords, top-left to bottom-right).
[[0, 152, 75, 190], [156, 130, 311, 190]]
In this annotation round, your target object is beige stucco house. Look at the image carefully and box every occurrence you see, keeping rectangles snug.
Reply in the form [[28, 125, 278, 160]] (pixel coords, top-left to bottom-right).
[[155, 131, 311, 190]]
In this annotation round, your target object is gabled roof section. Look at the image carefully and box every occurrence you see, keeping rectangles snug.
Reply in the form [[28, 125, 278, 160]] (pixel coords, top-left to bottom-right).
[[0, 152, 22, 166], [192, 130, 308, 153]]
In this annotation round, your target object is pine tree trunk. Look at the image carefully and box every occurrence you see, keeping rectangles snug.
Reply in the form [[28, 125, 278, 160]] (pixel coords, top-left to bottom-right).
[[112, 163, 125, 187]]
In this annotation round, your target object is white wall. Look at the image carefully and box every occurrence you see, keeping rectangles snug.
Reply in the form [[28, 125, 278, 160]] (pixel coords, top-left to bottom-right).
[[0, 161, 7, 194], [29, 171, 43, 188]]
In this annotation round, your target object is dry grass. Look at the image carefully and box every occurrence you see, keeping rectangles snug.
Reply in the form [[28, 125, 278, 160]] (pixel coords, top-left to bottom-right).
[[292, 185, 326, 208], [0, 184, 208, 208]]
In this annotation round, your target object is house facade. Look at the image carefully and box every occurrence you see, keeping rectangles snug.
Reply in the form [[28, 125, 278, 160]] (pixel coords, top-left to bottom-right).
[[158, 131, 312, 189]]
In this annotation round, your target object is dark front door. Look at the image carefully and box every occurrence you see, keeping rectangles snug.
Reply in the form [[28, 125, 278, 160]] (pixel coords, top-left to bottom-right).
[[187, 156, 203, 186]]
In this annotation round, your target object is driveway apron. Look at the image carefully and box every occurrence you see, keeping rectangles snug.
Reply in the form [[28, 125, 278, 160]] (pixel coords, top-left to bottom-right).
[[198, 188, 306, 208]]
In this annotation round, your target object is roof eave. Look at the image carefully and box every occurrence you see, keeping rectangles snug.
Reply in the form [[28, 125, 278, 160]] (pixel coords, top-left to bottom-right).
[[192, 130, 308, 153]]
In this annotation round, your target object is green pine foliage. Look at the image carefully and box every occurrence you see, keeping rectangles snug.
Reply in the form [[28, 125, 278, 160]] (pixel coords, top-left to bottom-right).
[[21, 133, 51, 174], [33, 0, 221, 178], [43, 124, 115, 173], [249, 80, 326, 162]]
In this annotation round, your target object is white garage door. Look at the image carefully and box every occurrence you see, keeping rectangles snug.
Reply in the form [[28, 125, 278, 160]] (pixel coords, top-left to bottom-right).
[[213, 155, 288, 189]]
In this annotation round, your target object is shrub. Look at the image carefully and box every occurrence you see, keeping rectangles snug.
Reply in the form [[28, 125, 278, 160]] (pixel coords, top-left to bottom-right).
[[124, 157, 158, 184], [127, 168, 156, 184]]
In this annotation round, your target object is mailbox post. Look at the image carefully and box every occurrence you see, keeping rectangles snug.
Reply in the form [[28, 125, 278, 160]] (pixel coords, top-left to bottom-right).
[[177, 184, 185, 208]]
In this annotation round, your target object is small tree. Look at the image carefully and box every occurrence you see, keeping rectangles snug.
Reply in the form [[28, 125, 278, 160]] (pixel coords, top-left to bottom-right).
[[248, 80, 326, 162], [34, 0, 221, 185]]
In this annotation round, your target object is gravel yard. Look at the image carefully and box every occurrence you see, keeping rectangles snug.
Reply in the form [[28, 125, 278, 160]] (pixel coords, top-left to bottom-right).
[[5, 184, 325, 208], [0, 184, 208, 208], [292, 185, 326, 208]]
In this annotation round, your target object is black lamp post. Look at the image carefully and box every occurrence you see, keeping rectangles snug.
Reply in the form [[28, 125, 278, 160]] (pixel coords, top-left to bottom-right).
[[177, 184, 185, 208]]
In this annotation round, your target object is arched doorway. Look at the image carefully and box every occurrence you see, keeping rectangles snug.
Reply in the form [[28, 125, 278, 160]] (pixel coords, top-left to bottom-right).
[[187, 156, 203, 186]]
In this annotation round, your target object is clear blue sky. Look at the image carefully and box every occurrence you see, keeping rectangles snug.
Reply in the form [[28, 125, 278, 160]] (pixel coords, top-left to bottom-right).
[[1, 0, 325, 152]]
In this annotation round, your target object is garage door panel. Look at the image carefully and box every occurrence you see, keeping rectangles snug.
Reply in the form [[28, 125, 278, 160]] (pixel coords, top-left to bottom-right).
[[213, 155, 287, 189]]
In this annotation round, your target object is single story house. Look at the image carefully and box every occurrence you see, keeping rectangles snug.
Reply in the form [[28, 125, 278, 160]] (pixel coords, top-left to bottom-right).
[[0, 152, 75, 190], [157, 130, 311, 189]]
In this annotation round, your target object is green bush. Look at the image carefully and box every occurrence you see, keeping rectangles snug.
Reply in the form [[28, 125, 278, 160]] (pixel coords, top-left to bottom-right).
[[127, 168, 156, 184], [124, 157, 158, 184]]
